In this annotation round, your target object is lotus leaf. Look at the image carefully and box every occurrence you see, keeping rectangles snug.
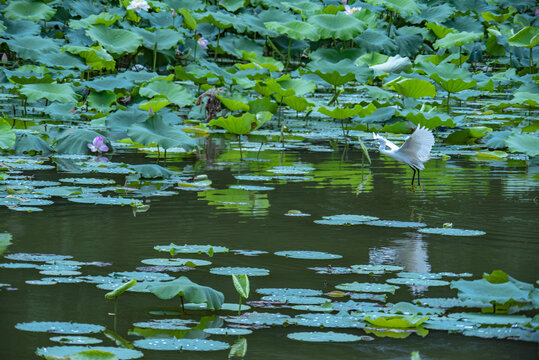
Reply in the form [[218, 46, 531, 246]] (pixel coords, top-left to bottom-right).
[[3, 1, 56, 22], [370, 55, 412, 73], [451, 278, 531, 306], [434, 31, 482, 49], [256, 288, 323, 297], [355, 29, 397, 54], [385, 77, 436, 99], [364, 220, 426, 228], [87, 91, 116, 113], [274, 250, 342, 260], [148, 276, 224, 310], [314, 214, 378, 225], [209, 112, 271, 135], [225, 311, 291, 326], [50, 336, 103, 345], [448, 312, 532, 327], [366, 0, 420, 16], [127, 115, 197, 151], [210, 267, 269, 276], [287, 331, 363, 342], [204, 327, 252, 335], [336, 282, 399, 294], [386, 278, 450, 287], [134, 337, 229, 351], [261, 295, 327, 305], [69, 12, 120, 30], [390, 302, 444, 315], [86, 25, 143, 57], [139, 79, 194, 108], [35, 346, 143, 359], [365, 314, 428, 328], [20, 83, 78, 103], [141, 258, 211, 267], [232, 274, 250, 299], [318, 103, 377, 120], [131, 28, 183, 51], [463, 327, 539, 342], [130, 164, 173, 179], [508, 26, 539, 48], [309, 13, 366, 40], [15, 321, 104, 334], [418, 227, 486, 236], [0, 118, 16, 149], [293, 313, 364, 328], [54, 129, 111, 155], [63, 45, 115, 71], [264, 21, 319, 41], [504, 133, 539, 157]]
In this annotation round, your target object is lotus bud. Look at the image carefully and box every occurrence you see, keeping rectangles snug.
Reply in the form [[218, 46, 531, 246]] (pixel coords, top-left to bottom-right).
[[1, 53, 7, 64], [148, 107, 154, 116], [171, 9, 177, 17]]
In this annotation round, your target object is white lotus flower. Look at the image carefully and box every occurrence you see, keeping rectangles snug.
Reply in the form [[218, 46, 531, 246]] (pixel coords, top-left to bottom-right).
[[127, 0, 150, 13]]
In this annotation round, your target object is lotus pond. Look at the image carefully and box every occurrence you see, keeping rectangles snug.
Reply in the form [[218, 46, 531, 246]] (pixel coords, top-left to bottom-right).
[[0, 0, 538, 359]]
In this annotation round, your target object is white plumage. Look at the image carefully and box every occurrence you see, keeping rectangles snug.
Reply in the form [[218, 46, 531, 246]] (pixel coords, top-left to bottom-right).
[[373, 125, 435, 191]]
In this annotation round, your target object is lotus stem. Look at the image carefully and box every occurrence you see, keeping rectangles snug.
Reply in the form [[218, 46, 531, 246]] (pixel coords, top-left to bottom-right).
[[530, 47, 533, 74], [238, 296, 242, 316], [459, 46, 462, 67], [387, 11, 393, 38], [153, 42, 157, 72], [447, 91, 451, 114], [286, 37, 291, 71], [238, 135, 243, 161]]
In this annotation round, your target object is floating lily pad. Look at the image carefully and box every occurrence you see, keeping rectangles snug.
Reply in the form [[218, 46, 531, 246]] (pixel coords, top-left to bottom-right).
[[0, 262, 39, 269], [210, 267, 270, 276], [256, 288, 323, 297], [68, 196, 143, 206], [4, 253, 73, 262], [314, 214, 378, 225], [336, 282, 399, 294], [231, 249, 268, 256], [274, 250, 342, 260], [225, 312, 291, 326], [132, 319, 194, 330], [203, 327, 252, 336], [292, 313, 364, 328], [16, 321, 105, 334], [59, 178, 116, 185], [284, 210, 311, 217], [39, 270, 82, 276], [414, 297, 489, 309], [36, 346, 143, 359], [234, 175, 272, 181], [418, 228, 486, 236], [229, 185, 275, 191], [447, 312, 532, 326], [287, 331, 363, 342], [133, 338, 229, 351], [309, 266, 354, 274], [261, 295, 328, 305], [422, 316, 476, 331], [365, 220, 427, 228], [397, 272, 443, 279], [390, 302, 444, 315], [351, 264, 405, 273], [141, 258, 212, 267], [462, 327, 539, 342], [386, 278, 450, 287], [183, 303, 251, 312], [153, 244, 228, 255], [50, 336, 103, 345]]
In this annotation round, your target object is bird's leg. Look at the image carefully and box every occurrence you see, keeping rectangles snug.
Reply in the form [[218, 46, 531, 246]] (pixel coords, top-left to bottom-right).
[[411, 167, 416, 192], [418, 170, 423, 192]]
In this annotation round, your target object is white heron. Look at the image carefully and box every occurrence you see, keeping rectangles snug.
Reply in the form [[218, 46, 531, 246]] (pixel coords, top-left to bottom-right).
[[373, 126, 435, 192]]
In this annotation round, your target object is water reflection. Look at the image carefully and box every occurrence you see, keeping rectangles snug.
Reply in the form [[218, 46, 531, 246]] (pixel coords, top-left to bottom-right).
[[369, 231, 431, 296]]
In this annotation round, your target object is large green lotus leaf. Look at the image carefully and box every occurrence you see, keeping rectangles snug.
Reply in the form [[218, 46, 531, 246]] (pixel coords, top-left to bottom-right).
[[451, 278, 530, 305], [4, 69, 53, 84], [4, 35, 62, 61], [14, 132, 53, 155], [15, 321, 105, 334], [308, 13, 366, 40], [106, 107, 147, 133], [216, 94, 250, 112], [0, 118, 16, 149], [283, 95, 315, 112], [508, 26, 539, 48], [306, 59, 371, 86], [409, 3, 454, 24], [264, 21, 320, 41], [282, 0, 324, 15], [130, 164, 173, 179], [209, 112, 271, 135], [279, 78, 316, 96], [86, 25, 143, 56], [248, 97, 278, 114], [3, 1, 56, 22], [69, 12, 120, 30], [365, 314, 428, 328], [127, 115, 197, 151], [433, 31, 482, 49], [253, 78, 294, 98], [219, 35, 263, 58], [194, 11, 235, 30], [397, 109, 456, 129], [3, 19, 40, 36], [131, 28, 183, 51], [365, 0, 421, 16], [504, 133, 539, 157], [238, 54, 284, 72], [147, 276, 224, 310], [54, 129, 111, 155], [63, 45, 115, 71], [318, 103, 376, 120], [414, 61, 470, 81], [83, 77, 134, 92], [430, 76, 477, 93], [219, 0, 246, 12], [87, 91, 117, 113], [370, 55, 412, 73], [139, 79, 194, 108], [20, 83, 78, 103], [355, 29, 397, 54], [511, 91, 539, 107], [39, 52, 86, 70], [139, 97, 170, 112], [385, 77, 436, 98]]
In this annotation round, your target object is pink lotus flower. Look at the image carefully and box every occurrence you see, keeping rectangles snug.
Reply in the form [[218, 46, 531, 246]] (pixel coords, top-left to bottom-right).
[[88, 136, 109, 154], [197, 36, 209, 49], [127, 0, 150, 13]]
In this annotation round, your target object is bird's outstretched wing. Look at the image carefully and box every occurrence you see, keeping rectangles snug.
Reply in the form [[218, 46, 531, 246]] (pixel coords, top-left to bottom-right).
[[396, 125, 435, 162], [372, 133, 399, 151]]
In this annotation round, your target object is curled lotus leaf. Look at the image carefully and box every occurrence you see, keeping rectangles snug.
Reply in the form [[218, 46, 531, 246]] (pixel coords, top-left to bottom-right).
[[86, 25, 143, 57], [147, 276, 225, 310]]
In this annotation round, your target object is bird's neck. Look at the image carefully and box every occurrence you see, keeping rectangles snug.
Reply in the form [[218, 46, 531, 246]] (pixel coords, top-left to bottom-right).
[[378, 141, 391, 155]]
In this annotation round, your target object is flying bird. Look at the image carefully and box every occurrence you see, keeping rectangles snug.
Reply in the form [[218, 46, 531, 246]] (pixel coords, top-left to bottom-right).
[[373, 126, 435, 192]]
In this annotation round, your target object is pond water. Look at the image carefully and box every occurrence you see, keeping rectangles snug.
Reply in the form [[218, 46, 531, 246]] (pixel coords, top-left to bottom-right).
[[1, 137, 538, 359]]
